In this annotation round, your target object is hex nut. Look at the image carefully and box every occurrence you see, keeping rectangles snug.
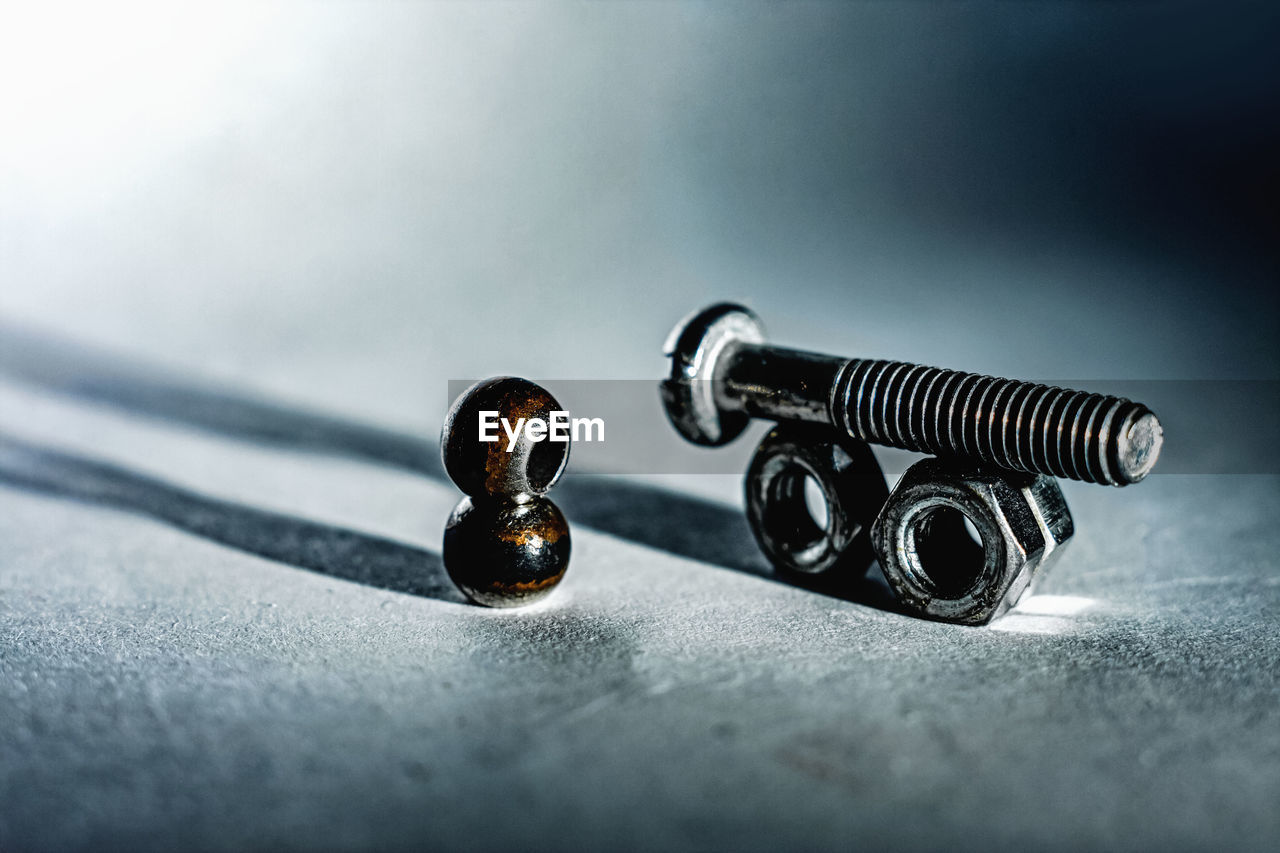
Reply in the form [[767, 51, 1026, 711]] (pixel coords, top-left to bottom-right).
[[744, 424, 888, 577], [871, 458, 1074, 625]]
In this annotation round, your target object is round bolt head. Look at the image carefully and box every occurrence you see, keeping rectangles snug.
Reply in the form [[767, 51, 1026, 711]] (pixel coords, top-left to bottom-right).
[[441, 376, 570, 503], [660, 302, 765, 446], [444, 495, 571, 608]]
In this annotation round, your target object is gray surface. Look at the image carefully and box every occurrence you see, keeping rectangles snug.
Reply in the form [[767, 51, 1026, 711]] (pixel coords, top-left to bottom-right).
[[2, 3, 1278, 850], [2, 398, 1278, 851]]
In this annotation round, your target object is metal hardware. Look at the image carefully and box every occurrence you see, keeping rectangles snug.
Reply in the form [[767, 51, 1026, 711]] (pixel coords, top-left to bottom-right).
[[871, 457, 1074, 624], [661, 303, 1163, 486], [441, 377, 571, 607], [744, 424, 887, 577]]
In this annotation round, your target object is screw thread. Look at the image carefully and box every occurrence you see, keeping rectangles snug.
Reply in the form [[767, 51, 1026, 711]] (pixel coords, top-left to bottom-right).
[[833, 360, 1161, 486]]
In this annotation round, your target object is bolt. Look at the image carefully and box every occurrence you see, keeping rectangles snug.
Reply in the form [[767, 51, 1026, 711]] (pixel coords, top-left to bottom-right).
[[661, 303, 1163, 486]]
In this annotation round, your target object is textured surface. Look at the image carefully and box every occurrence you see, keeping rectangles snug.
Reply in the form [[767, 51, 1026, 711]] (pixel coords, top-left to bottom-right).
[[2, 361, 1277, 852], [2, 3, 1278, 850]]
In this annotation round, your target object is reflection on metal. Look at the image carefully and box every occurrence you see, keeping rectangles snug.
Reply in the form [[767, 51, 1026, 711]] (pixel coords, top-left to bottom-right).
[[662, 303, 1164, 485], [871, 458, 1075, 625], [441, 377, 572, 608], [661, 304, 1159, 625]]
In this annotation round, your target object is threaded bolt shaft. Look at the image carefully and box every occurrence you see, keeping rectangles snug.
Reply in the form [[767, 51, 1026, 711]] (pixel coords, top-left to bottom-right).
[[831, 360, 1162, 486]]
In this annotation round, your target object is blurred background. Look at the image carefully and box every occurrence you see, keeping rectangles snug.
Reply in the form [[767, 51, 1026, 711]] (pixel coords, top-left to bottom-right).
[[2, 2, 1278, 850], [2, 1, 1275, 425]]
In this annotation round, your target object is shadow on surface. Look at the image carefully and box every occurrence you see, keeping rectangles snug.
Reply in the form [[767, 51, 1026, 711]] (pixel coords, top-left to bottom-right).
[[0, 321, 898, 612], [0, 432, 462, 602], [555, 476, 902, 611], [0, 321, 443, 477]]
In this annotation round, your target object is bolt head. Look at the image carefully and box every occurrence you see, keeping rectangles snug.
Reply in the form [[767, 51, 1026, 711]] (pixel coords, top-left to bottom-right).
[[660, 303, 765, 446]]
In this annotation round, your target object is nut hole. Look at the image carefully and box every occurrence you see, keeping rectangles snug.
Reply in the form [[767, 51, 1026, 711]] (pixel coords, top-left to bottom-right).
[[803, 474, 829, 531], [906, 506, 986, 599], [763, 464, 827, 553], [525, 437, 568, 494]]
